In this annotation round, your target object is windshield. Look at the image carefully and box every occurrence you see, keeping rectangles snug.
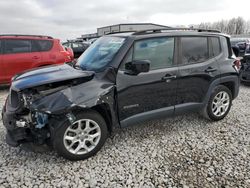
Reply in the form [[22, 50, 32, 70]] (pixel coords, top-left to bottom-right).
[[76, 37, 126, 71]]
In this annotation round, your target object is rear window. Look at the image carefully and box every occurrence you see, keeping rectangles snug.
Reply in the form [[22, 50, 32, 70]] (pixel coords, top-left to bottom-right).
[[4, 39, 31, 54], [211, 37, 221, 57], [181, 37, 209, 64], [34, 40, 53, 52]]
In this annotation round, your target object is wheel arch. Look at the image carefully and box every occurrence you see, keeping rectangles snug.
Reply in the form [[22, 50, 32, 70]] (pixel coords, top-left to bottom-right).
[[203, 75, 240, 104], [67, 103, 114, 134], [91, 103, 113, 133], [220, 81, 236, 99]]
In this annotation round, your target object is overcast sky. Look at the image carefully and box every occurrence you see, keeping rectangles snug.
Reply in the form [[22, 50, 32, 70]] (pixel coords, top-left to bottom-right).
[[1, 0, 250, 41]]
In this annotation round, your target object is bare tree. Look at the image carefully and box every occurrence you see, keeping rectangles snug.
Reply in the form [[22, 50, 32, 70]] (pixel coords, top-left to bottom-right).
[[235, 17, 245, 34], [245, 20, 250, 33], [192, 17, 249, 35]]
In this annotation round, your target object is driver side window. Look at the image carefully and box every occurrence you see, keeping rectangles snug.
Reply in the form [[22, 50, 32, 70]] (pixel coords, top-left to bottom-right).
[[120, 37, 175, 71]]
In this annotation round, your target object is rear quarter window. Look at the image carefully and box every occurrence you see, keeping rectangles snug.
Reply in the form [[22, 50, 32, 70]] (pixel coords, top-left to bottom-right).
[[211, 37, 221, 57], [34, 40, 53, 52]]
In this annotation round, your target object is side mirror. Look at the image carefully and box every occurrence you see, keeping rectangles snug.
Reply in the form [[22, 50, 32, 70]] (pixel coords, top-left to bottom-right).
[[125, 60, 150, 75]]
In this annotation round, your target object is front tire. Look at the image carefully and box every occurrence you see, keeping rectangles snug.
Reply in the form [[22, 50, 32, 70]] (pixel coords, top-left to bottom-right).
[[202, 85, 232, 121], [53, 110, 108, 161]]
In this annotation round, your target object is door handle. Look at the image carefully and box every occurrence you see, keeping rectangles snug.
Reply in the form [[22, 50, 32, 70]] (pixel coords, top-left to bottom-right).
[[162, 75, 177, 81], [32, 56, 39, 60], [205, 67, 217, 73]]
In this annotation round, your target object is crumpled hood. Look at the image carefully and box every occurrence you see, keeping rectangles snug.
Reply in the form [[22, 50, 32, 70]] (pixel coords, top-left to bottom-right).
[[11, 64, 95, 91]]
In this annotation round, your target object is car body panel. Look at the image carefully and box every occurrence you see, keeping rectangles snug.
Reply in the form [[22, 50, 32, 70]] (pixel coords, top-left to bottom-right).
[[2, 51, 42, 82], [117, 67, 178, 121], [176, 58, 220, 105], [11, 64, 94, 91]]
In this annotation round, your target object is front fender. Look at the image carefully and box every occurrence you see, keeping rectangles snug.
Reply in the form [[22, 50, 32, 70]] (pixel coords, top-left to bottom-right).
[[30, 79, 116, 115]]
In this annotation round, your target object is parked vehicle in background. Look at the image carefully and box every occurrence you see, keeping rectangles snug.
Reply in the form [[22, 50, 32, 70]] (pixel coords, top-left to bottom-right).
[[86, 38, 98, 44], [0, 35, 74, 84], [230, 38, 250, 57], [62, 41, 89, 58], [2, 28, 240, 160], [240, 54, 250, 85]]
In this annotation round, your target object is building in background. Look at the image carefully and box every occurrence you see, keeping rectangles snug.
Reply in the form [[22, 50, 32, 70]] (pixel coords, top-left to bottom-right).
[[80, 23, 171, 41]]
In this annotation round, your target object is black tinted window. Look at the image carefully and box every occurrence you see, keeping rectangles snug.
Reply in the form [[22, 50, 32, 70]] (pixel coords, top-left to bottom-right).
[[181, 37, 209, 64], [211, 37, 221, 57], [0, 40, 2, 54], [5, 40, 31, 54], [134, 37, 175, 70], [35, 40, 53, 51]]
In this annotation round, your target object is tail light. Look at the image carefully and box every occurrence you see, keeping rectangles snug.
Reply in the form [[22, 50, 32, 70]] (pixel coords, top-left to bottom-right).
[[60, 49, 73, 61], [234, 59, 241, 71]]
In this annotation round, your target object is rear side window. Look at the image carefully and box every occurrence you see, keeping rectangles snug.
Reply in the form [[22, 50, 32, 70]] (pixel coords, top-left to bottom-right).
[[181, 37, 209, 64], [4, 40, 31, 54], [134, 37, 175, 70], [211, 37, 221, 57], [35, 40, 53, 52]]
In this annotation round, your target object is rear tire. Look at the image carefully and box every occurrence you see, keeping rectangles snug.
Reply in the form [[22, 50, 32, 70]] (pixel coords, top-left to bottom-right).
[[53, 110, 108, 161], [202, 85, 232, 121]]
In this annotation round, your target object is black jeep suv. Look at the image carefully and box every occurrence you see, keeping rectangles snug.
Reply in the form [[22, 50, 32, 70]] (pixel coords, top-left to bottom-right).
[[2, 28, 240, 160]]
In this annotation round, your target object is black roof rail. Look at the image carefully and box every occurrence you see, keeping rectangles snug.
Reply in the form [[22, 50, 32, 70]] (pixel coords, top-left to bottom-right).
[[105, 31, 137, 35], [132, 28, 221, 35], [0, 34, 53, 39]]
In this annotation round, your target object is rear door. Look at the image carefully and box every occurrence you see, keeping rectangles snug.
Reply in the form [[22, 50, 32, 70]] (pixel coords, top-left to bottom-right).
[[175, 36, 220, 113], [3, 39, 41, 81], [34, 40, 54, 65]]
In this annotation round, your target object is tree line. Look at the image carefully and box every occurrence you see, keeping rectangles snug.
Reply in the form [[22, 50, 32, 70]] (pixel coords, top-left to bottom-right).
[[191, 17, 250, 35]]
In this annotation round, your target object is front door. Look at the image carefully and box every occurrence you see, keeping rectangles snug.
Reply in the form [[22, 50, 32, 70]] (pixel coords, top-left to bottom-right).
[[116, 37, 178, 125]]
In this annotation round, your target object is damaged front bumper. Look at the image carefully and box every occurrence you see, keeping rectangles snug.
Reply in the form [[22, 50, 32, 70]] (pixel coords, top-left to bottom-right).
[[2, 95, 50, 147]]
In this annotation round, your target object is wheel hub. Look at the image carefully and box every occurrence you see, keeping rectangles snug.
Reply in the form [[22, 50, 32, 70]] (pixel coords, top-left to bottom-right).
[[63, 119, 101, 155], [212, 91, 230, 117]]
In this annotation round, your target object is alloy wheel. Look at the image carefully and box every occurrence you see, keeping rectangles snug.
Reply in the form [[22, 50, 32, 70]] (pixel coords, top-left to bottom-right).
[[63, 119, 101, 155], [211, 91, 230, 117]]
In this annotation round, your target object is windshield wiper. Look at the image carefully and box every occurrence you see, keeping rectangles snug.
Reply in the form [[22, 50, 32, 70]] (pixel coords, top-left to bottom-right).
[[73, 63, 82, 70]]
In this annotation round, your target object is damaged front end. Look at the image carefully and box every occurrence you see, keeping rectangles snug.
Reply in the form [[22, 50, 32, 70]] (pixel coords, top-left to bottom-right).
[[2, 83, 117, 147], [2, 64, 117, 147], [2, 89, 51, 147]]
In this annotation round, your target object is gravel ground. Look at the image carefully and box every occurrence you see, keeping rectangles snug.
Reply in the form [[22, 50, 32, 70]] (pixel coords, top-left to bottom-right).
[[0, 85, 249, 188]]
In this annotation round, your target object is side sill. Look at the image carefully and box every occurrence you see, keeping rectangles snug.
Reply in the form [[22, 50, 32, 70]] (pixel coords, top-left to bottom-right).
[[174, 103, 204, 115], [120, 106, 174, 128]]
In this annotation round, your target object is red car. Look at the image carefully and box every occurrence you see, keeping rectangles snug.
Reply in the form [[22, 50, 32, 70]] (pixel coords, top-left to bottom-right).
[[0, 35, 74, 84]]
